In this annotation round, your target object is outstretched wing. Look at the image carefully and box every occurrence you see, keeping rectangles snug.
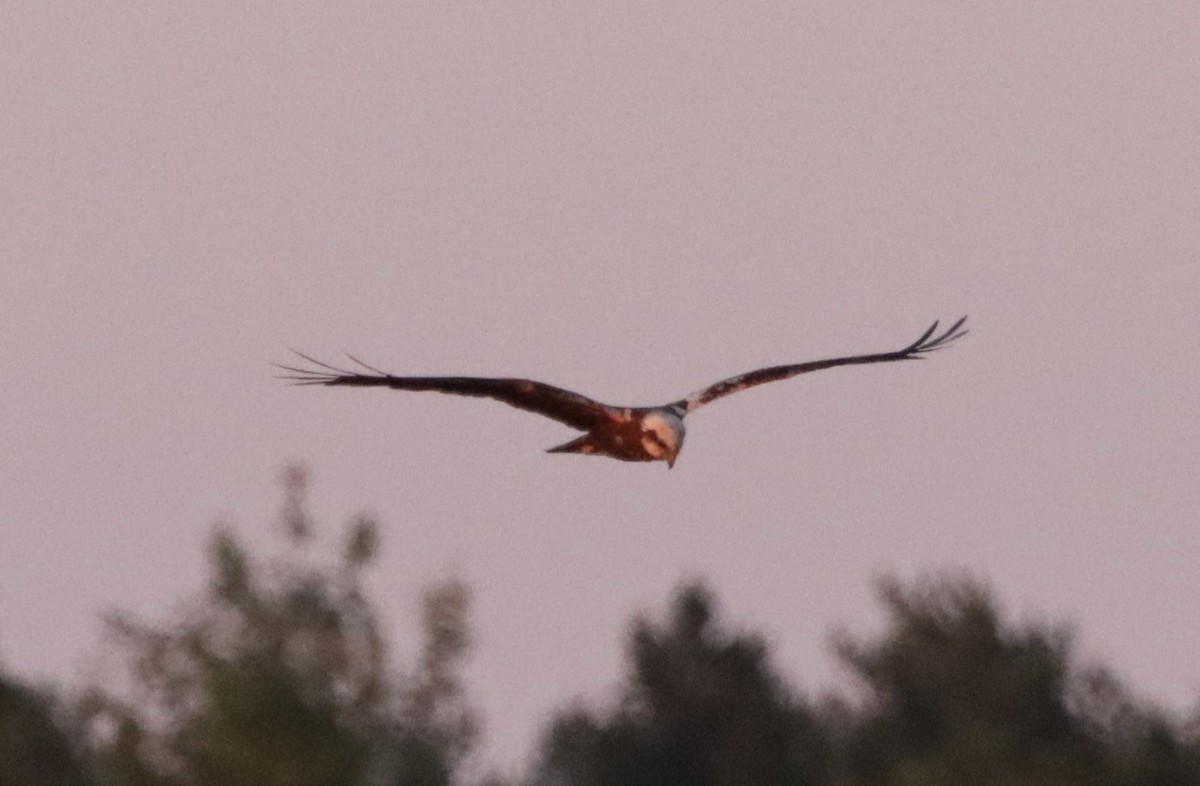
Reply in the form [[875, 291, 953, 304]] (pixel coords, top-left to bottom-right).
[[275, 353, 620, 431], [673, 317, 968, 413]]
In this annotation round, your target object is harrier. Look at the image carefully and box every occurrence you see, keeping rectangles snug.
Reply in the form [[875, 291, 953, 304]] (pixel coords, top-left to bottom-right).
[[277, 317, 967, 468]]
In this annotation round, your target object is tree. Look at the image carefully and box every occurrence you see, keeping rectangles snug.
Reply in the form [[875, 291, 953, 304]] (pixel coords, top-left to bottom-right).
[[530, 582, 829, 786], [0, 670, 90, 786], [78, 466, 477, 786], [529, 573, 1200, 786], [830, 574, 1200, 786]]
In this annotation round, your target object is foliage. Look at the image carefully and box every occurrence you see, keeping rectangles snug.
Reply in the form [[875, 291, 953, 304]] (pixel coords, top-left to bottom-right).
[[530, 583, 829, 786], [0, 672, 90, 786], [831, 574, 1099, 785], [527, 575, 1200, 786], [77, 466, 477, 786], [830, 575, 1200, 786], [6, 470, 1200, 786]]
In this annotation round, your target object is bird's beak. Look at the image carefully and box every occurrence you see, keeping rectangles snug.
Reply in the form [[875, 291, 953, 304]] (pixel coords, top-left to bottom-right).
[[667, 455, 676, 469]]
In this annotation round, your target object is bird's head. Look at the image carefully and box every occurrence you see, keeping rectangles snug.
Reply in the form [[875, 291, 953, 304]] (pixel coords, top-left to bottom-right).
[[641, 409, 686, 469]]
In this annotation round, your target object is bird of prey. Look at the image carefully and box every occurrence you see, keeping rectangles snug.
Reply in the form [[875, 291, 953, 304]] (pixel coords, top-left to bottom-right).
[[277, 317, 967, 469]]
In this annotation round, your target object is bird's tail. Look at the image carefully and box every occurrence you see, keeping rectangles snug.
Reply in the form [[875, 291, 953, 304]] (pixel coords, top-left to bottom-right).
[[546, 434, 593, 455]]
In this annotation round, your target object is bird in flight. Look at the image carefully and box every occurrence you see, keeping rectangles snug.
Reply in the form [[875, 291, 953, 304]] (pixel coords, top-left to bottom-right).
[[277, 317, 967, 469]]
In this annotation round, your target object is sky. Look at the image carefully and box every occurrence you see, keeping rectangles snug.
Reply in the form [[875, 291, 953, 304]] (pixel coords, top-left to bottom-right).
[[3, 1, 1199, 772]]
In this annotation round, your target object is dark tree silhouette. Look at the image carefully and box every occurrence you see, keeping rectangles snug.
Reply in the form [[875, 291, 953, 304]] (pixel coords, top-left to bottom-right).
[[7, 478, 1200, 786], [0, 671, 90, 786], [831, 575, 1102, 784], [527, 573, 1200, 786], [530, 582, 829, 786], [77, 466, 477, 786], [830, 575, 1200, 786]]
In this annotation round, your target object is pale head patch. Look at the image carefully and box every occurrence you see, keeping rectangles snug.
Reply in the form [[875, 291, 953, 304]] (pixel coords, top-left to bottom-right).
[[640, 410, 684, 457]]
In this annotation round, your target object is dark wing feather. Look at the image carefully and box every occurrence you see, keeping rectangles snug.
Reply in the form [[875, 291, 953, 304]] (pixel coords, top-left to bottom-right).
[[673, 317, 968, 413], [275, 353, 620, 431]]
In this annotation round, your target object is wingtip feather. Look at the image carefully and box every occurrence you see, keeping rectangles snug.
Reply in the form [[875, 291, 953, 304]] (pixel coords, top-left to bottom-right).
[[910, 315, 968, 354]]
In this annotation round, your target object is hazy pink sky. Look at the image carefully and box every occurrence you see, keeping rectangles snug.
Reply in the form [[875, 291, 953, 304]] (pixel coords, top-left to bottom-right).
[[4, 1, 1199, 770]]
